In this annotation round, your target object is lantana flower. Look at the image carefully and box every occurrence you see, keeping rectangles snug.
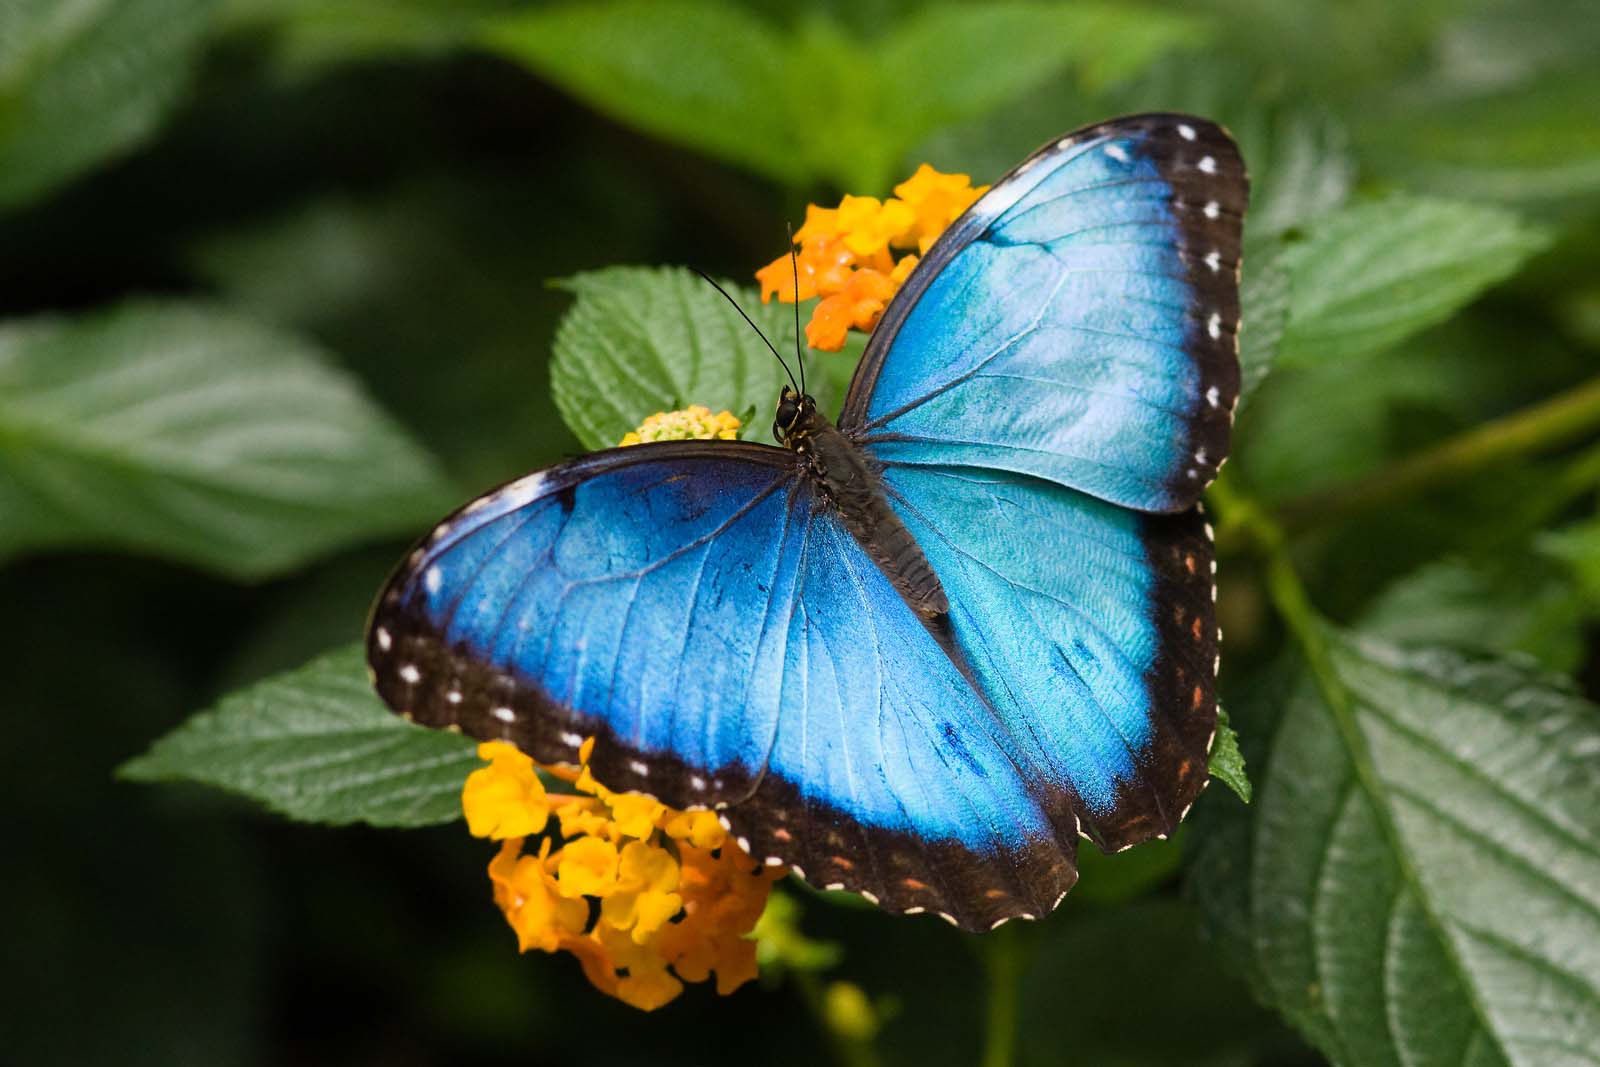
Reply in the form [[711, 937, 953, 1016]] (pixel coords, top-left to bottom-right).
[[464, 738, 785, 1011], [456, 407, 788, 1012], [617, 404, 741, 446], [756, 164, 987, 351]]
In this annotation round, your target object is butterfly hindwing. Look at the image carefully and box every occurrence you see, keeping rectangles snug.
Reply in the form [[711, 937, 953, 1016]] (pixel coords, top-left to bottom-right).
[[368, 442, 1076, 929], [844, 113, 1246, 512], [880, 464, 1219, 851]]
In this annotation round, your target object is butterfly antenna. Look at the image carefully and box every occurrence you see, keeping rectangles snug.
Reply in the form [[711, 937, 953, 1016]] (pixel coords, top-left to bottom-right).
[[689, 267, 800, 395], [787, 223, 807, 398]]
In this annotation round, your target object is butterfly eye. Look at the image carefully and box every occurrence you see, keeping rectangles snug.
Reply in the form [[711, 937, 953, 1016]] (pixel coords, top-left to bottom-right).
[[774, 397, 799, 440]]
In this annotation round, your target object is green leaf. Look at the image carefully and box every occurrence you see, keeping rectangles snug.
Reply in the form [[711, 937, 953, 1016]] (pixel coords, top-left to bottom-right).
[[216, 0, 501, 74], [1237, 238, 1289, 408], [1206, 707, 1251, 804], [1362, 555, 1585, 673], [121, 644, 480, 827], [1355, 0, 1600, 207], [871, 3, 1201, 171], [0, 301, 455, 580], [480, 0, 1198, 192], [549, 267, 799, 451], [1277, 195, 1551, 368], [480, 1, 798, 184], [0, 0, 218, 210], [1190, 628, 1600, 1065], [1538, 516, 1600, 612]]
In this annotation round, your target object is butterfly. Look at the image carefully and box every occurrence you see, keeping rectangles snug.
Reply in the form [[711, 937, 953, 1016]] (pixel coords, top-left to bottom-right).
[[368, 113, 1247, 931]]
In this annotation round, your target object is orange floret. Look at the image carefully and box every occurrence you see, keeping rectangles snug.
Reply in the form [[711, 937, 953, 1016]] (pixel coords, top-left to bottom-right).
[[757, 164, 987, 350]]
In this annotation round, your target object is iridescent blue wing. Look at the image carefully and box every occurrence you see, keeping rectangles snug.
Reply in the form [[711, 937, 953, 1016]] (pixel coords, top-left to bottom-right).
[[881, 464, 1219, 852], [367, 442, 1076, 930], [843, 113, 1247, 512], [842, 114, 1246, 851]]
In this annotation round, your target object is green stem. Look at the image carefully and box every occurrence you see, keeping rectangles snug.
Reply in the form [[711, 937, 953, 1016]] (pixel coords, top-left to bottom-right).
[[1275, 373, 1600, 533], [981, 924, 1024, 1067]]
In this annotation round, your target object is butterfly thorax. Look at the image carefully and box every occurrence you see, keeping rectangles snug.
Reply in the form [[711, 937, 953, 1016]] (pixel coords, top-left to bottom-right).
[[782, 395, 950, 626]]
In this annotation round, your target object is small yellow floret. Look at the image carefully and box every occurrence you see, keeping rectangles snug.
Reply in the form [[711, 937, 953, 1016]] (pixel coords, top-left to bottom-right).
[[556, 836, 620, 897], [618, 405, 741, 447], [462, 741, 550, 839]]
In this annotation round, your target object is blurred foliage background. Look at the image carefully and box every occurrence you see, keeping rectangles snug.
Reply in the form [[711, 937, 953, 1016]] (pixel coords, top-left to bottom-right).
[[4, 0, 1599, 1064]]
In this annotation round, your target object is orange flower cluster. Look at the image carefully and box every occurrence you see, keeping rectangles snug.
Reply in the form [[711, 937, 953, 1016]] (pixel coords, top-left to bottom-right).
[[755, 164, 988, 351], [465, 738, 785, 1011]]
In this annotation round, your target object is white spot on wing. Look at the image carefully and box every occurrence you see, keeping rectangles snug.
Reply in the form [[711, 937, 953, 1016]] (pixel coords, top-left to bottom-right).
[[1204, 250, 1222, 272], [628, 759, 649, 776], [1206, 385, 1221, 408], [424, 566, 443, 595], [1177, 123, 1196, 141], [445, 689, 462, 705], [1207, 312, 1222, 339], [1204, 200, 1220, 219], [374, 627, 392, 652], [559, 731, 583, 747], [860, 891, 879, 905], [492, 706, 515, 723], [1198, 155, 1217, 174], [399, 664, 421, 684], [499, 470, 550, 510], [1105, 143, 1130, 163]]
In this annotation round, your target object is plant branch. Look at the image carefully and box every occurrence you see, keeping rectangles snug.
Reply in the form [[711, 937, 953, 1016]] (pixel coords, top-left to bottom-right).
[[1272, 374, 1600, 533]]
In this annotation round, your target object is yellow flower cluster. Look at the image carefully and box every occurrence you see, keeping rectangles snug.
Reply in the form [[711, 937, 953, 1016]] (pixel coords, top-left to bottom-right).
[[755, 164, 988, 351], [464, 738, 785, 1011], [617, 404, 741, 446]]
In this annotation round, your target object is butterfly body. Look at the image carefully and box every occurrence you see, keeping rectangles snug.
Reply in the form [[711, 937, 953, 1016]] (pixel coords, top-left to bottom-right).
[[369, 114, 1247, 930], [781, 387, 950, 625]]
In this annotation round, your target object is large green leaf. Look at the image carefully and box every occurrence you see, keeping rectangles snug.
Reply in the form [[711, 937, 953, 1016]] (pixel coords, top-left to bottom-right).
[[0, 0, 218, 210], [121, 644, 479, 827], [1277, 195, 1550, 368], [549, 266, 800, 451], [1362, 555, 1585, 673], [1190, 628, 1600, 1066], [480, 0, 1198, 192], [1355, 0, 1600, 207], [1237, 238, 1290, 408], [0, 301, 455, 579]]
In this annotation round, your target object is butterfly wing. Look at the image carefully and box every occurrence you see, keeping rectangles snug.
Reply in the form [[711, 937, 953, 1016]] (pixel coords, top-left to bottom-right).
[[368, 442, 1075, 930], [881, 463, 1218, 851], [839, 114, 1245, 852], [844, 113, 1246, 512]]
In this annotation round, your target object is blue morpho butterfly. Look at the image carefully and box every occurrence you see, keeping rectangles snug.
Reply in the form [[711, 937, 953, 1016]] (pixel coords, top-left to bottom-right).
[[368, 113, 1247, 931]]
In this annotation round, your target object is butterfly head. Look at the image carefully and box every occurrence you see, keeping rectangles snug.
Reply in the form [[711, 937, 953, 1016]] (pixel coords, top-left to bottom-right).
[[773, 387, 817, 447]]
